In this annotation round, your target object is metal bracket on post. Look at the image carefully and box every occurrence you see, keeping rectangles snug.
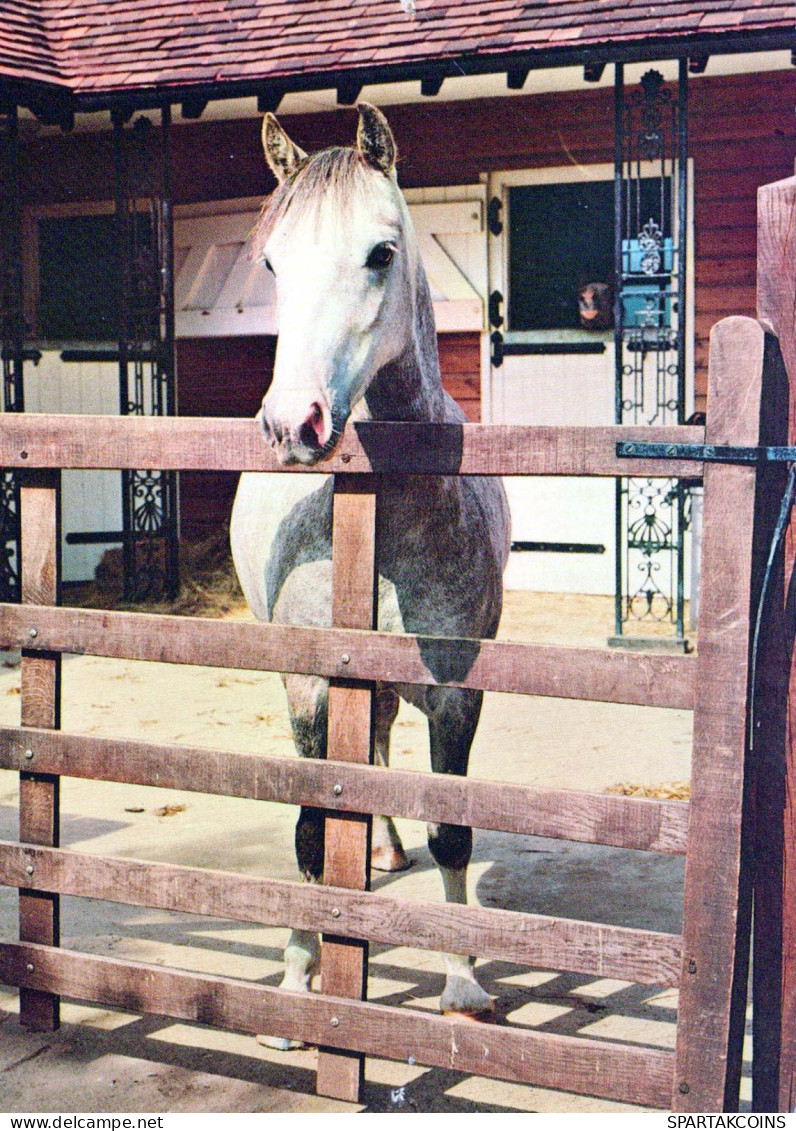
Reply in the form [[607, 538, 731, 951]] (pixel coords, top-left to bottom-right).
[[617, 441, 796, 466]]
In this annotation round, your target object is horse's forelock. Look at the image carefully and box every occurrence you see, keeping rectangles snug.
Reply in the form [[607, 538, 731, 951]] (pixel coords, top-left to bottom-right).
[[251, 146, 398, 262]]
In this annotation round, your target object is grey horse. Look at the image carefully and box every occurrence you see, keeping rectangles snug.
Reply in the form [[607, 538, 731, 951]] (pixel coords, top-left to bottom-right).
[[231, 103, 510, 1045]]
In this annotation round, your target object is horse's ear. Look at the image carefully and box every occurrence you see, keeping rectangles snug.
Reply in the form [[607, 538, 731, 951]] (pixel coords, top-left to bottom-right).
[[261, 113, 307, 183], [356, 103, 396, 174]]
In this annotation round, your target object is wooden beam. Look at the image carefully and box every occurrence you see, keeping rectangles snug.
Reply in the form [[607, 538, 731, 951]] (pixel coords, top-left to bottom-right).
[[0, 414, 706, 478], [0, 942, 676, 1108], [0, 727, 690, 854], [673, 317, 772, 1112], [0, 603, 697, 709], [336, 79, 363, 105], [747, 334, 792, 1113], [420, 74, 445, 97], [18, 470, 61, 1032], [506, 67, 529, 90], [0, 842, 683, 987], [688, 56, 709, 74], [755, 175, 796, 1112], [180, 97, 208, 120], [257, 90, 284, 114], [317, 475, 377, 1101], [24, 97, 74, 132]]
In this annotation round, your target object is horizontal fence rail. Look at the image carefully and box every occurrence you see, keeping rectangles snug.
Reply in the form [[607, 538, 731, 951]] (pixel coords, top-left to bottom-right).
[[0, 941, 676, 1109], [0, 604, 697, 710], [0, 727, 690, 854], [0, 414, 705, 477], [0, 843, 683, 985]]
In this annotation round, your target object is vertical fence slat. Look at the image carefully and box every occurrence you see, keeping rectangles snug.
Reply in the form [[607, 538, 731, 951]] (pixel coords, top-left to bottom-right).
[[316, 474, 377, 1102], [18, 470, 61, 1031], [755, 174, 796, 1113], [673, 318, 769, 1111]]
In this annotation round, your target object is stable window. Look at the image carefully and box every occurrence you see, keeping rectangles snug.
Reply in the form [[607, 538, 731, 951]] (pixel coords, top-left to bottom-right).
[[38, 215, 119, 341], [507, 178, 671, 332], [34, 211, 152, 343]]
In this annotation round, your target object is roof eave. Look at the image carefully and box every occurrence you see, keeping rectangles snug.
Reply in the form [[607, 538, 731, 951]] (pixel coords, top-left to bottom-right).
[[3, 25, 793, 117]]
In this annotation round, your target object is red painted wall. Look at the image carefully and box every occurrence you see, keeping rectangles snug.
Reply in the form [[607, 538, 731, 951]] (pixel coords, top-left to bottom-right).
[[20, 69, 796, 412], [18, 69, 796, 536], [175, 335, 274, 539]]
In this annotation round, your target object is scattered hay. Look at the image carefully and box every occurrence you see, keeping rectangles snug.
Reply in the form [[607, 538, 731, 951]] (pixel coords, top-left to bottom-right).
[[154, 804, 186, 818], [70, 530, 246, 619], [606, 781, 691, 800]]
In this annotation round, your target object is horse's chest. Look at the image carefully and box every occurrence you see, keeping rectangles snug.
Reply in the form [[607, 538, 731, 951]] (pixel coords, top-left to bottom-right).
[[234, 473, 504, 636]]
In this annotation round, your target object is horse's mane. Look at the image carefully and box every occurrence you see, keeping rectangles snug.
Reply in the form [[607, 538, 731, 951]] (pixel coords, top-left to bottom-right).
[[251, 146, 389, 263]]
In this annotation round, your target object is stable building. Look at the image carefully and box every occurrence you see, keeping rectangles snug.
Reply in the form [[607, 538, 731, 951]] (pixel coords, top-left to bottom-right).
[[0, 0, 793, 643]]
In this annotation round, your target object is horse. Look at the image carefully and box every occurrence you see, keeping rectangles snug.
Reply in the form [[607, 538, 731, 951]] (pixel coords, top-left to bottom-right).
[[577, 280, 613, 330], [230, 103, 511, 1046]]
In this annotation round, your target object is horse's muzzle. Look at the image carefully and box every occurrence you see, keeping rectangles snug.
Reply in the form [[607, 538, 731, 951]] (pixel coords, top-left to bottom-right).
[[260, 399, 336, 466]]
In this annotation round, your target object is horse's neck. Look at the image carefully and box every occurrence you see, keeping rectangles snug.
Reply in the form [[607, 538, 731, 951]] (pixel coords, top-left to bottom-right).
[[365, 266, 451, 424]]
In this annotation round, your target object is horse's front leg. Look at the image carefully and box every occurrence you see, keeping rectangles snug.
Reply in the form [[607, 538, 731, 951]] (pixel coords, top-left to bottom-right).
[[371, 685, 410, 873], [258, 674, 327, 1051], [426, 686, 493, 1019]]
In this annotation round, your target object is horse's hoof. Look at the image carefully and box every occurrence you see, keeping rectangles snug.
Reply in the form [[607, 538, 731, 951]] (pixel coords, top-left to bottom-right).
[[442, 1007, 495, 1024], [440, 976, 494, 1019], [256, 1033, 307, 1051], [371, 844, 412, 873]]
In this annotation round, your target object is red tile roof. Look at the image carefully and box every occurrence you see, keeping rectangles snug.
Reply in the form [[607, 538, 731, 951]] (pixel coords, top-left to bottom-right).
[[0, 0, 792, 99], [0, 1, 59, 83]]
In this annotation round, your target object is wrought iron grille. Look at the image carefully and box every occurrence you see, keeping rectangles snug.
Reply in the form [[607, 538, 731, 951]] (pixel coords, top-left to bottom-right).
[[113, 107, 179, 603], [613, 63, 689, 642], [0, 101, 23, 603]]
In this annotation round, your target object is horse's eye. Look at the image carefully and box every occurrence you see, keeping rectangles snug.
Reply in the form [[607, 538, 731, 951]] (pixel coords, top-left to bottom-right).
[[366, 243, 395, 270], [264, 258, 275, 274]]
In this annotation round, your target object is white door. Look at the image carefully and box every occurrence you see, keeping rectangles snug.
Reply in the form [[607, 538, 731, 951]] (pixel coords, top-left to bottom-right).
[[174, 203, 277, 338], [24, 352, 121, 584], [485, 163, 693, 596]]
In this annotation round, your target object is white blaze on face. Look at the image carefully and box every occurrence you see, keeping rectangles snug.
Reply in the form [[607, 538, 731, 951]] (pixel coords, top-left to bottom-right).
[[260, 175, 416, 464]]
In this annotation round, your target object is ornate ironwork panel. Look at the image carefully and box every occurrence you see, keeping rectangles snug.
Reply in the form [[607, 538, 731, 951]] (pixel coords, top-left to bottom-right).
[[614, 63, 689, 641], [113, 107, 179, 603], [0, 101, 23, 603]]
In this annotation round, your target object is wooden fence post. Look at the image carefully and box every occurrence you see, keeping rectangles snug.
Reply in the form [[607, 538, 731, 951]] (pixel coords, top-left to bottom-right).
[[754, 174, 796, 1113], [18, 469, 61, 1031], [316, 474, 377, 1102], [674, 317, 780, 1111]]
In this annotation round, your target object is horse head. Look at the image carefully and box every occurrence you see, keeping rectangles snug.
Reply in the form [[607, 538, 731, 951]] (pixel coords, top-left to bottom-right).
[[252, 104, 417, 465]]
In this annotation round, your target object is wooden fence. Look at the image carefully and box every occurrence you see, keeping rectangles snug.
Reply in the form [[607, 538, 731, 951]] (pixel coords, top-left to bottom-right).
[[0, 176, 794, 1112]]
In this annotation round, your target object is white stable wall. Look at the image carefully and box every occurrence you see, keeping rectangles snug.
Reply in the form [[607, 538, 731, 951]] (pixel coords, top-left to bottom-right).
[[24, 351, 121, 583]]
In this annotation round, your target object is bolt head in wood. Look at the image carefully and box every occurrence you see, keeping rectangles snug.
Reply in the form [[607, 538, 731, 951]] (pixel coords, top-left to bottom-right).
[[25, 963, 34, 973], [333, 784, 343, 796], [679, 1082, 690, 1095], [25, 865, 34, 875], [341, 653, 351, 665], [330, 1016, 339, 1028], [28, 628, 38, 640], [331, 907, 341, 918], [24, 749, 33, 760]]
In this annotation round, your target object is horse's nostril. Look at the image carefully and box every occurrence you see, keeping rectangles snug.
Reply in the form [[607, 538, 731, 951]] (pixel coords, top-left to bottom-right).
[[298, 418, 321, 450], [297, 402, 328, 450]]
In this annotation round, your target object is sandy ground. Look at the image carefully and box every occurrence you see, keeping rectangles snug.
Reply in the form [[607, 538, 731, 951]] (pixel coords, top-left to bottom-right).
[[0, 592, 743, 1114]]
